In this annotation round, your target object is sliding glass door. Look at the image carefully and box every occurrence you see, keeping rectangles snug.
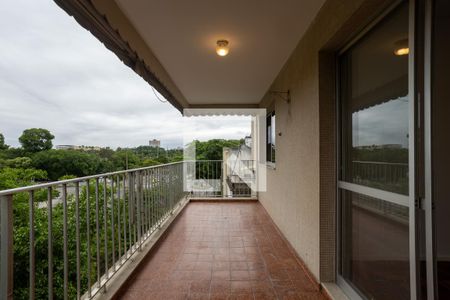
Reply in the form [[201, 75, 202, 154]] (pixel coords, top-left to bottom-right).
[[424, 0, 450, 298], [337, 2, 413, 299]]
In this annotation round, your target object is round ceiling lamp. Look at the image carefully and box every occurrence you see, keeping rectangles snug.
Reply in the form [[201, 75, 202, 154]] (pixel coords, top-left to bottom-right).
[[394, 39, 409, 56], [216, 40, 229, 56]]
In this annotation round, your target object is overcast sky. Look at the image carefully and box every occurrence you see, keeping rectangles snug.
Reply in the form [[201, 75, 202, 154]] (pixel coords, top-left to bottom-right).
[[352, 97, 409, 148], [0, 0, 250, 149]]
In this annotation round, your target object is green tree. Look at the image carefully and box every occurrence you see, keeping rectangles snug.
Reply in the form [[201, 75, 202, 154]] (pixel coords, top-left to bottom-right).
[[0, 167, 47, 190], [19, 128, 54, 152], [32, 150, 105, 180], [194, 139, 242, 160], [4, 157, 33, 169], [142, 158, 160, 166], [111, 150, 141, 170], [0, 132, 9, 150]]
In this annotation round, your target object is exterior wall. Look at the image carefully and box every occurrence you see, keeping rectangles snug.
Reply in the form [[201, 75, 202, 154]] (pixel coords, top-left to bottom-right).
[[258, 0, 395, 282]]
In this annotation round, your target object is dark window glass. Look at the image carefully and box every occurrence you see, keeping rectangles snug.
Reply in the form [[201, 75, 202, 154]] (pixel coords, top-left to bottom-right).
[[431, 0, 450, 298], [340, 190, 410, 299], [266, 111, 275, 163], [339, 2, 411, 299], [340, 2, 409, 195]]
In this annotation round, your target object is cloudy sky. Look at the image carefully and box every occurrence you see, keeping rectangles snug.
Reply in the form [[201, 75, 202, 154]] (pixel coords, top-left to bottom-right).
[[0, 0, 251, 149], [352, 97, 409, 148]]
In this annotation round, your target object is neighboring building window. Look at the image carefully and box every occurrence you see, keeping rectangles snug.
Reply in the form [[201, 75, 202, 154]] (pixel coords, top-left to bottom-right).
[[266, 111, 275, 163]]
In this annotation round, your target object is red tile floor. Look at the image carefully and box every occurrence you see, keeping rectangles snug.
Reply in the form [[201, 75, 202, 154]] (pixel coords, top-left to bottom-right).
[[118, 201, 327, 300]]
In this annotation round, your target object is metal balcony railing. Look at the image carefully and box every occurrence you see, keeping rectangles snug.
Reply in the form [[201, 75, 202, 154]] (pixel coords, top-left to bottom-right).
[[0, 160, 257, 300], [0, 162, 186, 300], [186, 160, 256, 198], [351, 160, 408, 195]]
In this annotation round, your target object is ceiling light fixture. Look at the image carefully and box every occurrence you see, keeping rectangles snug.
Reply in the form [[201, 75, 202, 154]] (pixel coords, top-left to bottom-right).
[[394, 39, 409, 56], [394, 47, 409, 56], [216, 40, 229, 56]]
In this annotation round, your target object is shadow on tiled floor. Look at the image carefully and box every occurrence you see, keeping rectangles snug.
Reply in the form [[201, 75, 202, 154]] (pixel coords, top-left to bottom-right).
[[118, 201, 327, 300]]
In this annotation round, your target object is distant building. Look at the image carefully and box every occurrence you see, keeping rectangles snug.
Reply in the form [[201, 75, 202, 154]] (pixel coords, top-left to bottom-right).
[[55, 145, 102, 151], [355, 144, 403, 150], [149, 139, 161, 147], [79, 145, 102, 151], [56, 145, 77, 150], [244, 136, 252, 148]]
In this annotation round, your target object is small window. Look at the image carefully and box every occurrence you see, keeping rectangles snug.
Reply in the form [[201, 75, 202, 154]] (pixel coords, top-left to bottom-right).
[[266, 111, 276, 164]]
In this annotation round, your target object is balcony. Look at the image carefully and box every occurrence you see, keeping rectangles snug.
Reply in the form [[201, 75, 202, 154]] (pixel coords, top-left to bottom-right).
[[0, 161, 325, 299], [118, 201, 324, 300]]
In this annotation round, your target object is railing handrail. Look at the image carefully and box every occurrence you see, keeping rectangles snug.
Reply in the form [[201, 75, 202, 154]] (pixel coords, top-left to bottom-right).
[[0, 161, 184, 196], [352, 160, 408, 166], [0, 159, 258, 196]]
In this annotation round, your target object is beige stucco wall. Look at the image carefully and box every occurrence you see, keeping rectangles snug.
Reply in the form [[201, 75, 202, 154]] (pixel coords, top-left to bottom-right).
[[258, 0, 394, 281]]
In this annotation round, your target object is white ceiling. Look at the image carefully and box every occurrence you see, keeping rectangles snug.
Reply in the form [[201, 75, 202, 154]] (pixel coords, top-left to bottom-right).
[[115, 0, 325, 105]]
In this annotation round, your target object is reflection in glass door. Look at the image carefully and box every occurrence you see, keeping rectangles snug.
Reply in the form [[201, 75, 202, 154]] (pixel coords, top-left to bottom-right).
[[338, 2, 412, 299]]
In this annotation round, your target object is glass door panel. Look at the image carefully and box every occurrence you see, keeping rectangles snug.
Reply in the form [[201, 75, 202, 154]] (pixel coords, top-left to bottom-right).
[[429, 0, 450, 298], [338, 2, 412, 299]]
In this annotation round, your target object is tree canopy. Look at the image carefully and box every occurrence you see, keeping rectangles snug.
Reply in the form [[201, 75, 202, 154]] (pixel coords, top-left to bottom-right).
[[0, 132, 9, 150], [32, 149, 108, 180], [19, 128, 55, 152], [193, 139, 242, 160]]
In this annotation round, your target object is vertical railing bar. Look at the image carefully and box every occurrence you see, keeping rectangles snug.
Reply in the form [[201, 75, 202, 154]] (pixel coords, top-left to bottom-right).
[[214, 162, 221, 197], [155, 168, 158, 228], [137, 171, 142, 251], [129, 173, 133, 251], [48, 187, 53, 300], [165, 167, 168, 215], [163, 167, 166, 219], [141, 171, 145, 237], [143, 171, 147, 236], [149, 170, 152, 232], [0, 195, 13, 300], [157, 167, 160, 224], [146, 170, 150, 236], [154, 168, 157, 228], [111, 176, 116, 271], [116, 175, 121, 263], [169, 166, 171, 212], [95, 178, 101, 287], [173, 165, 176, 209], [29, 190, 35, 300], [75, 183, 81, 300], [142, 171, 146, 237], [169, 166, 173, 212], [127, 173, 132, 255], [162, 167, 165, 218], [161, 167, 164, 223], [159, 167, 166, 225], [169, 166, 171, 210], [151, 169, 154, 232], [141, 171, 144, 240], [133, 173, 137, 251], [86, 179, 91, 297], [103, 176, 109, 285], [122, 174, 127, 258], [168, 166, 171, 210], [62, 184, 68, 300], [207, 162, 209, 197], [132, 173, 136, 248]]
